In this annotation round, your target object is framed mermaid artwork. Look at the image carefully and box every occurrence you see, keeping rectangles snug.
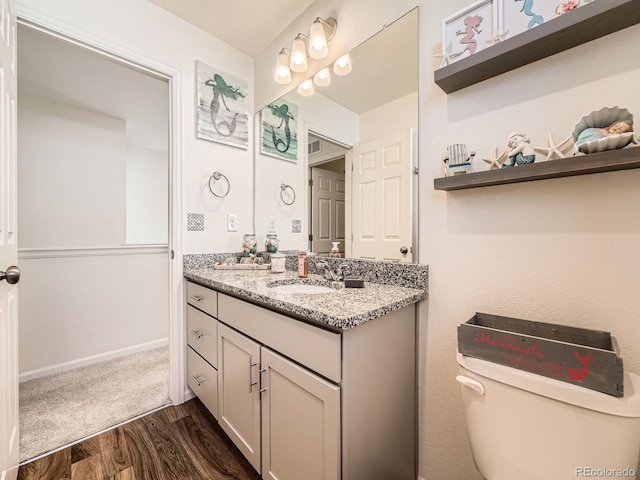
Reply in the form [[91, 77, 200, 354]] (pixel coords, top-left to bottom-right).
[[442, 0, 496, 65], [260, 98, 299, 163], [195, 60, 249, 149], [497, 0, 582, 41]]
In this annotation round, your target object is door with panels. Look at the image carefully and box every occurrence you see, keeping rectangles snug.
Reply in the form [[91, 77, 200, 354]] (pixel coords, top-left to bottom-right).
[[261, 347, 340, 480], [217, 323, 261, 473], [0, 0, 18, 479]]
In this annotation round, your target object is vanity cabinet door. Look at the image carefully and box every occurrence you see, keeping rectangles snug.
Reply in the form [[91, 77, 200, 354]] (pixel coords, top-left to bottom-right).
[[261, 348, 340, 480], [217, 323, 261, 473]]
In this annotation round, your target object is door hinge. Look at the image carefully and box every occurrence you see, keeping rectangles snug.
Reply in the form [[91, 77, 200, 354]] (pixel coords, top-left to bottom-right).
[[171, 249, 174, 260], [414, 167, 419, 175], [309, 179, 313, 186], [308, 234, 313, 241]]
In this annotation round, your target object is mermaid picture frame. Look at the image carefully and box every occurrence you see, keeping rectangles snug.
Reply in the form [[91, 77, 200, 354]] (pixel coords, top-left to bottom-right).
[[442, 0, 496, 65], [496, 0, 576, 40], [260, 99, 299, 163], [195, 60, 249, 149]]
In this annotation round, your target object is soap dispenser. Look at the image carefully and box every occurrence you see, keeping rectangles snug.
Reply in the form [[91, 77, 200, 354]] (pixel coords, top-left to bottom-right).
[[298, 243, 308, 278], [329, 242, 341, 258]]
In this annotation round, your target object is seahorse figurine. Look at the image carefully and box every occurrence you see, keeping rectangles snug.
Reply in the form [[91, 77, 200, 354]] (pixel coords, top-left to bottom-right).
[[456, 15, 483, 55], [515, 0, 544, 30]]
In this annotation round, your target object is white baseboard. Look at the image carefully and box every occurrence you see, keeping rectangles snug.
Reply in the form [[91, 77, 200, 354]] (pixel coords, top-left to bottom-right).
[[19, 338, 169, 383]]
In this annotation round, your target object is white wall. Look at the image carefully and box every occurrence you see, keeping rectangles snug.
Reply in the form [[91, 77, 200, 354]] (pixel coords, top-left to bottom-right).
[[359, 91, 418, 144], [17, 93, 170, 375], [18, 95, 127, 248], [126, 145, 168, 245], [16, 0, 255, 255], [256, 2, 640, 479]]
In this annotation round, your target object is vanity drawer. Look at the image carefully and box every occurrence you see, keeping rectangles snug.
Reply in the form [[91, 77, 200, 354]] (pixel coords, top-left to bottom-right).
[[218, 293, 342, 383], [187, 281, 218, 318], [187, 346, 218, 419], [187, 305, 217, 368]]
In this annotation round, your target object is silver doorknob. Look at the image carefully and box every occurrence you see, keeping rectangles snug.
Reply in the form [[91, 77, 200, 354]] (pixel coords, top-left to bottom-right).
[[0, 266, 20, 284], [400, 247, 408, 254]]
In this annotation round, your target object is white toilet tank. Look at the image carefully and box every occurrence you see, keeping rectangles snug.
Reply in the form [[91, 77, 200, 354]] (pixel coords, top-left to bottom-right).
[[457, 352, 640, 480]]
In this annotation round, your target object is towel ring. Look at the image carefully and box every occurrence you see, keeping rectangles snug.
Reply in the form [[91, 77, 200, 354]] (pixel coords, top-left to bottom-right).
[[209, 171, 230, 198], [280, 183, 296, 205]]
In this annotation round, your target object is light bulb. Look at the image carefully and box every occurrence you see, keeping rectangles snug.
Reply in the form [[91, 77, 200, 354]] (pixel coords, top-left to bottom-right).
[[298, 79, 314, 96], [274, 50, 291, 84], [290, 36, 308, 73], [313, 67, 331, 86], [309, 19, 328, 60], [333, 53, 352, 76]]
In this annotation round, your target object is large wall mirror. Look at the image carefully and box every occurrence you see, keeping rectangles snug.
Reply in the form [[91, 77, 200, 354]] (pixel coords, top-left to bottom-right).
[[254, 8, 418, 262]]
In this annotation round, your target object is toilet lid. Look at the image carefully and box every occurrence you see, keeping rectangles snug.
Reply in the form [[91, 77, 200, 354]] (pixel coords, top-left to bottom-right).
[[457, 351, 640, 418]]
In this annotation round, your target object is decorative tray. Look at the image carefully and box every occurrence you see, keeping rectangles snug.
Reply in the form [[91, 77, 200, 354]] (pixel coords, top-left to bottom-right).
[[213, 263, 271, 270]]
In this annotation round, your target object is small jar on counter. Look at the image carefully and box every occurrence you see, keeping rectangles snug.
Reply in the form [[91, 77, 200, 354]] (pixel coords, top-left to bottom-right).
[[265, 233, 280, 253], [271, 253, 286, 273]]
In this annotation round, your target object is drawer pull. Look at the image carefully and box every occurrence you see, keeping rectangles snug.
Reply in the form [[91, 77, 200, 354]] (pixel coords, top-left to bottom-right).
[[259, 368, 268, 394], [190, 329, 203, 339], [249, 358, 259, 393], [190, 374, 204, 387], [189, 295, 204, 302]]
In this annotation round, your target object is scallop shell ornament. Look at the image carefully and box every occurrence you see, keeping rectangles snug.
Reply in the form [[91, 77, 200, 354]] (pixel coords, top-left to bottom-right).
[[572, 106, 635, 154]]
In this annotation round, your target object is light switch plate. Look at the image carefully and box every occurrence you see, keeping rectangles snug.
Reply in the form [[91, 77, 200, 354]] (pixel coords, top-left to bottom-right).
[[268, 216, 277, 232], [227, 214, 237, 232]]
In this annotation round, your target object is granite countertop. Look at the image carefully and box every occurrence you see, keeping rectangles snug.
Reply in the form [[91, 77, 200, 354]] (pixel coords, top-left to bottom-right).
[[184, 268, 427, 330]]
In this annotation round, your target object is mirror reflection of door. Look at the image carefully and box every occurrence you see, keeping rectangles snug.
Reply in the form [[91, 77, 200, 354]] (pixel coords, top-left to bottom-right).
[[350, 129, 413, 263], [308, 134, 348, 256]]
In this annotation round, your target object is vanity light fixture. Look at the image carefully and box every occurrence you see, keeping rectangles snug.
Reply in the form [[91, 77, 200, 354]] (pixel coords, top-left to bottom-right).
[[333, 53, 352, 76], [274, 16, 338, 82], [298, 78, 314, 96], [290, 34, 309, 73], [274, 48, 292, 84], [313, 67, 331, 86]]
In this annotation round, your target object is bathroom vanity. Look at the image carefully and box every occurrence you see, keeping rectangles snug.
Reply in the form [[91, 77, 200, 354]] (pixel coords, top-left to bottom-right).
[[183, 266, 427, 480]]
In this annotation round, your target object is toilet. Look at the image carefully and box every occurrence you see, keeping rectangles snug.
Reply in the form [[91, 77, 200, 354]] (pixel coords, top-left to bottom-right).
[[457, 351, 640, 480]]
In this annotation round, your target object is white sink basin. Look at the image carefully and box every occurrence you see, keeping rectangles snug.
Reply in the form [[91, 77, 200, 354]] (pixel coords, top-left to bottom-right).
[[269, 283, 335, 294]]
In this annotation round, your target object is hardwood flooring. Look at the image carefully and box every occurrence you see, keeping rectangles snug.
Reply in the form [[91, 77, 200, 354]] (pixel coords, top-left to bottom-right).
[[18, 398, 261, 480]]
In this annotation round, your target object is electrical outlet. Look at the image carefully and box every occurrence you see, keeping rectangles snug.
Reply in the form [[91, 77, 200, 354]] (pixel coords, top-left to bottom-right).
[[227, 214, 237, 232], [268, 216, 277, 232]]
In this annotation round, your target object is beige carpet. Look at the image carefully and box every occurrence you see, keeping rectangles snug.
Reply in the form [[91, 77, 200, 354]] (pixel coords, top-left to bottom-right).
[[19, 345, 171, 462]]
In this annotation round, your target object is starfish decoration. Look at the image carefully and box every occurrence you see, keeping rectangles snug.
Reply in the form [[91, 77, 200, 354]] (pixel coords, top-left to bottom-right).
[[434, 42, 463, 68], [482, 147, 508, 170], [487, 30, 509, 46], [534, 134, 574, 161]]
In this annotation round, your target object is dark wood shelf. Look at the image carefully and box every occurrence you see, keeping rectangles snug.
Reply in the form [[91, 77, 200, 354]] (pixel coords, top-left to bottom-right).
[[434, 0, 640, 94], [434, 146, 640, 191]]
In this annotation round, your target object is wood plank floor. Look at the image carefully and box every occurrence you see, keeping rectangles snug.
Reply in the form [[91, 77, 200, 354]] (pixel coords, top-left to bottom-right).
[[18, 398, 261, 480]]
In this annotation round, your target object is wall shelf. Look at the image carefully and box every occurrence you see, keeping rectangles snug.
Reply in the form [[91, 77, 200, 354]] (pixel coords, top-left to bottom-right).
[[434, 147, 640, 191], [434, 0, 640, 94]]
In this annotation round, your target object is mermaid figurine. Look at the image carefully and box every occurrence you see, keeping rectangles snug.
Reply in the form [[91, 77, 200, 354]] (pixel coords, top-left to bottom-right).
[[502, 132, 536, 167]]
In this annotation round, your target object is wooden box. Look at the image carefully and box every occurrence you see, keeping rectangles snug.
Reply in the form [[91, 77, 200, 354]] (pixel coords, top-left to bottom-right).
[[458, 313, 624, 397]]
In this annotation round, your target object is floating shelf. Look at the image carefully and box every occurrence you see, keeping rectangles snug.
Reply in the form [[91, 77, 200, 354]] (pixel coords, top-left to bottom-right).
[[434, 147, 640, 191], [434, 0, 640, 94]]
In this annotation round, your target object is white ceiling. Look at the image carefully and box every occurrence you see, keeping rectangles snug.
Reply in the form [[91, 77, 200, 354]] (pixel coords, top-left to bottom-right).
[[145, 0, 316, 57]]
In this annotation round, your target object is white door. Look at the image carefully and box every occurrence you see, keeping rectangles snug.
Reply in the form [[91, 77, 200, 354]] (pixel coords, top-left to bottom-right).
[[311, 167, 345, 256], [350, 129, 413, 262], [0, 0, 19, 479], [217, 323, 261, 473], [261, 348, 340, 480]]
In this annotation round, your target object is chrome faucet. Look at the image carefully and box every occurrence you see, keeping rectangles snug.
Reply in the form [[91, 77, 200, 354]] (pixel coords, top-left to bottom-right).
[[316, 262, 347, 281]]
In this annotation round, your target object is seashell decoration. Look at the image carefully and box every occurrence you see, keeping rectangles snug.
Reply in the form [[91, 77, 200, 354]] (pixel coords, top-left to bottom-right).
[[572, 106, 636, 154]]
